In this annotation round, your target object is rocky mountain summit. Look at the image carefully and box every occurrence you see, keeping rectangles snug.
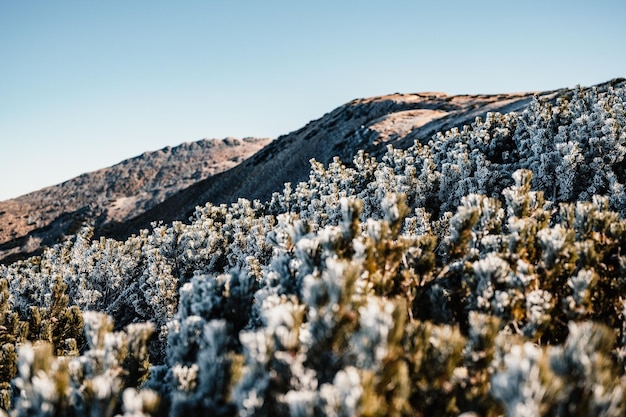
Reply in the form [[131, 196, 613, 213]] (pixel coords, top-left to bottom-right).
[[0, 137, 272, 264]]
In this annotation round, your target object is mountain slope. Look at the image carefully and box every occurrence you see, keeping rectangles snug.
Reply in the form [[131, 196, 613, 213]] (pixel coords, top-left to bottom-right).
[[103, 88, 564, 241], [4, 79, 623, 261], [0, 137, 272, 264], [1, 79, 626, 416]]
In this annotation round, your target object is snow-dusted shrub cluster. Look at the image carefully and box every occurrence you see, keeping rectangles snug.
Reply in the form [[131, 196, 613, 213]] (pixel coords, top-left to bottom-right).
[[0, 81, 625, 416]]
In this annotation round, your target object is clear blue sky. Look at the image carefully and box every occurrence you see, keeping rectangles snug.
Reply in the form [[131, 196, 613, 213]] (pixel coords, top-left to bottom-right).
[[1, 1, 624, 201]]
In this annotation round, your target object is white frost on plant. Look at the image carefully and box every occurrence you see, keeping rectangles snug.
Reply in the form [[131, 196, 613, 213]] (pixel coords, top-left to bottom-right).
[[565, 268, 595, 317], [318, 366, 362, 417], [491, 343, 547, 417], [172, 364, 198, 392], [523, 289, 553, 336], [284, 390, 317, 417], [350, 297, 395, 369], [119, 388, 160, 417]]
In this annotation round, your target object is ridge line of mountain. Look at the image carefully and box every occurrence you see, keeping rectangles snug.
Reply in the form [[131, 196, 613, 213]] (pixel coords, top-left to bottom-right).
[[0, 137, 272, 264], [2, 78, 624, 264]]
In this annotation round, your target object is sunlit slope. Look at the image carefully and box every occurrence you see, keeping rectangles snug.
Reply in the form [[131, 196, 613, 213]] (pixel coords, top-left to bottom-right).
[[0, 137, 272, 264]]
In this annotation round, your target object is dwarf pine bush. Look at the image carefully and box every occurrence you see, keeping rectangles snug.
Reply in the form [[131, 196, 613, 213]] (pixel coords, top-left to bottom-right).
[[0, 80, 625, 416]]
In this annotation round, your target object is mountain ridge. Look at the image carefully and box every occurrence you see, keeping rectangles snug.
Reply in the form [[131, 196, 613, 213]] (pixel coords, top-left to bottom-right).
[[0, 137, 272, 264], [2, 79, 624, 264]]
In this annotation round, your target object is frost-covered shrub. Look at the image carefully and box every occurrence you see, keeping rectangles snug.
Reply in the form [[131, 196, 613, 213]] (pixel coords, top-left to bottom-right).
[[9, 312, 154, 417], [0, 81, 625, 415], [492, 322, 626, 417]]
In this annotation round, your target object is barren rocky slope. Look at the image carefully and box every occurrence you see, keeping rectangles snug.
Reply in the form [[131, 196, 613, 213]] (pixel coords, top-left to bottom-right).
[[0, 137, 272, 264]]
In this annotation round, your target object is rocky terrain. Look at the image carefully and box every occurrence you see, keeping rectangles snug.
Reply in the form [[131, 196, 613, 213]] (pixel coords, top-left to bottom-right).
[[0, 137, 272, 264]]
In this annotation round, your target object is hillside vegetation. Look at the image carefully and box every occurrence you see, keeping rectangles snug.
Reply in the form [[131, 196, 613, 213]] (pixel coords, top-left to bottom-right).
[[0, 81, 625, 416]]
